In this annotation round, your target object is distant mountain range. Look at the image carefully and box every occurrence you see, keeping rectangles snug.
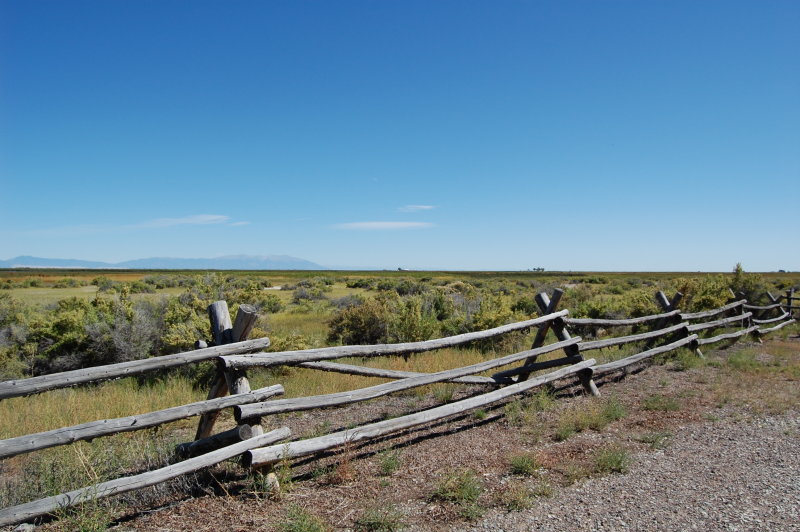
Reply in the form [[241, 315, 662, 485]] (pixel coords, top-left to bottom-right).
[[0, 255, 326, 270]]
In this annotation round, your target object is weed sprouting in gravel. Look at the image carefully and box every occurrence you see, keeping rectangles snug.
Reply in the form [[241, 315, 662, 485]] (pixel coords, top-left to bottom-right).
[[593, 445, 631, 474], [508, 453, 539, 476], [279, 505, 329, 532], [378, 449, 401, 477], [642, 394, 681, 411], [498, 481, 533, 511], [432, 468, 483, 504], [354, 505, 405, 531], [634, 431, 672, 450]]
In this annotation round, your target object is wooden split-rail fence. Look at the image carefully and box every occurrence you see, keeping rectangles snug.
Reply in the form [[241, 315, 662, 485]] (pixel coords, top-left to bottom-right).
[[0, 289, 797, 526]]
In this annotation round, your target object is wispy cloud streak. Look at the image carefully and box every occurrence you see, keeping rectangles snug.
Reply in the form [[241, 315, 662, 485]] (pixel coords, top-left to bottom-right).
[[133, 214, 230, 228], [398, 205, 436, 212], [334, 221, 434, 230], [18, 214, 234, 237]]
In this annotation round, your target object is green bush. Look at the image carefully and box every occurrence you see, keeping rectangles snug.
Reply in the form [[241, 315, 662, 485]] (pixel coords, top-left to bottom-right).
[[328, 297, 392, 345], [389, 296, 439, 343]]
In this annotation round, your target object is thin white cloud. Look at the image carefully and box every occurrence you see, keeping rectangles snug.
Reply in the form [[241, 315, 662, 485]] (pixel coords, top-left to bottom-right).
[[19, 214, 234, 237], [398, 205, 436, 212], [229, 221, 251, 227], [134, 214, 230, 228], [334, 221, 434, 230]]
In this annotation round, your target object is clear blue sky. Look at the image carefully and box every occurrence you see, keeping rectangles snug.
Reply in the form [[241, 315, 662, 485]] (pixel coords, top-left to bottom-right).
[[1, 0, 798, 271]]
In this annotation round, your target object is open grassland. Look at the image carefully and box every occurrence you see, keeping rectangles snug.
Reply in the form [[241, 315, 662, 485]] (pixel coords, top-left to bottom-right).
[[1, 324, 797, 531], [0, 268, 798, 529]]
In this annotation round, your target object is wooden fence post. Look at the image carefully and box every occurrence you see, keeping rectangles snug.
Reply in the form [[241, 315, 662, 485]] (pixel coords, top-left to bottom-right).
[[194, 302, 259, 440], [225, 306, 264, 436], [646, 291, 683, 349], [516, 289, 600, 397]]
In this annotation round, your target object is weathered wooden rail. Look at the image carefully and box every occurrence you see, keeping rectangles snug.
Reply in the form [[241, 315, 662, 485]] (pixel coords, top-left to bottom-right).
[[0, 286, 797, 527], [0, 385, 284, 459], [0, 337, 271, 400], [235, 338, 580, 419], [0, 427, 292, 527], [243, 359, 597, 468]]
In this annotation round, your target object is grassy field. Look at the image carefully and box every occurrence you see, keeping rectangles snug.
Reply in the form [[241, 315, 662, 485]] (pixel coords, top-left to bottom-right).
[[0, 267, 797, 529]]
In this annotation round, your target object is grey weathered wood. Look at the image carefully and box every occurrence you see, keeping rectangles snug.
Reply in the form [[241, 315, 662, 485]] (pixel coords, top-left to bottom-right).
[[222, 311, 569, 370], [697, 326, 759, 346], [194, 371, 230, 441], [766, 292, 778, 303], [680, 300, 746, 320], [645, 291, 683, 349], [517, 291, 598, 396], [529, 290, 564, 351], [236, 338, 581, 419], [176, 424, 254, 458], [578, 323, 688, 352], [686, 312, 752, 333], [232, 304, 258, 345], [196, 301, 259, 440], [225, 368, 264, 435], [752, 312, 790, 325], [0, 337, 271, 400], [491, 355, 584, 379], [743, 303, 782, 311], [225, 369, 252, 395], [0, 427, 291, 528], [566, 310, 680, 327], [228, 305, 262, 435], [0, 385, 283, 459], [593, 335, 698, 375], [755, 319, 796, 335], [243, 360, 596, 469], [208, 301, 234, 345], [298, 361, 503, 385]]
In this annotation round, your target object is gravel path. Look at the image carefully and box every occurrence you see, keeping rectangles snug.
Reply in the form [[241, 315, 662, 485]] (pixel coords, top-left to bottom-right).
[[465, 413, 800, 532]]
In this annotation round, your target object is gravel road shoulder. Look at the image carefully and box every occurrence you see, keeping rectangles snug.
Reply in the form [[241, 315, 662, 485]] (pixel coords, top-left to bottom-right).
[[466, 411, 800, 532]]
